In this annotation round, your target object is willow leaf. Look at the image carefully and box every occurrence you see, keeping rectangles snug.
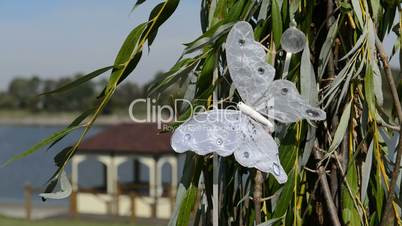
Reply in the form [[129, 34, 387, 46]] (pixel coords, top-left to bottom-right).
[[339, 30, 366, 61], [300, 40, 317, 105], [147, 57, 199, 95], [168, 153, 202, 226], [176, 185, 198, 226], [4, 125, 82, 166], [271, 0, 282, 47], [143, 0, 180, 47], [272, 168, 295, 217], [184, 22, 233, 54], [109, 22, 147, 86], [131, 0, 147, 12], [257, 215, 284, 226], [48, 108, 95, 150], [361, 140, 373, 200], [40, 66, 114, 95], [367, 19, 384, 106], [257, 0, 270, 21], [351, 0, 364, 29], [318, 16, 339, 79], [364, 66, 376, 117], [328, 101, 352, 153]]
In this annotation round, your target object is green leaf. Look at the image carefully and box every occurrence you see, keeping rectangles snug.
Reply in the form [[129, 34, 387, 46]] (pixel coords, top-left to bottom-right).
[[300, 39, 318, 105], [272, 168, 295, 217], [339, 30, 367, 61], [47, 108, 95, 150], [131, 0, 147, 12], [196, 51, 216, 94], [109, 22, 147, 86], [227, 0, 247, 22], [341, 160, 360, 226], [257, 0, 270, 21], [184, 22, 233, 54], [3, 125, 82, 166], [40, 66, 114, 95], [318, 16, 339, 79], [364, 66, 376, 117], [211, 0, 227, 25], [369, 0, 381, 23], [142, 0, 180, 47], [367, 18, 383, 106], [147, 57, 199, 95], [257, 214, 285, 226], [328, 101, 352, 153], [271, 0, 282, 47], [176, 184, 198, 226], [54, 146, 72, 168], [351, 0, 364, 29], [168, 153, 202, 226], [114, 23, 147, 67], [361, 140, 373, 200]]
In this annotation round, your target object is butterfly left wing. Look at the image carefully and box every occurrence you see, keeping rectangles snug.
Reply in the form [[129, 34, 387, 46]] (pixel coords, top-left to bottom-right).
[[254, 79, 326, 123], [39, 170, 72, 200], [234, 116, 287, 184], [171, 109, 243, 157]]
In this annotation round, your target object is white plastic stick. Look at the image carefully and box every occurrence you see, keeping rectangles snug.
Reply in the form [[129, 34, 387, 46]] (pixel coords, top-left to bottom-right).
[[282, 52, 292, 79], [212, 68, 219, 226], [237, 102, 274, 133]]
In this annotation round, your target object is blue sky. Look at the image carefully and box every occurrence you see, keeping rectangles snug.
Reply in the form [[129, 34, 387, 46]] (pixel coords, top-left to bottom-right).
[[0, 1, 399, 90], [0, 0, 201, 89]]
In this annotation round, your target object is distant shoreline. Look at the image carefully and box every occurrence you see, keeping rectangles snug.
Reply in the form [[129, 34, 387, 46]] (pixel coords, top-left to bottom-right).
[[0, 111, 137, 126]]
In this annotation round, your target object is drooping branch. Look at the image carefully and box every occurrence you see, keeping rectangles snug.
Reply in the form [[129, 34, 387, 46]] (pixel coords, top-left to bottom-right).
[[375, 35, 402, 226], [254, 170, 263, 224], [313, 147, 341, 226]]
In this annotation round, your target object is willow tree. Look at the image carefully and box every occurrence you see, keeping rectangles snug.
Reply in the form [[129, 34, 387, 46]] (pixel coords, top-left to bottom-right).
[[8, 0, 402, 226]]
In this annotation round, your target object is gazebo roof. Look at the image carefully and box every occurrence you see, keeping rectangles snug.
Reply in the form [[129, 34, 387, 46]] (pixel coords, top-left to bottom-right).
[[78, 123, 174, 155]]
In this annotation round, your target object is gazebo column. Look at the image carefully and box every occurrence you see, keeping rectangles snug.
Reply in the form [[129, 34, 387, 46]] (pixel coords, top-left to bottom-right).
[[139, 157, 158, 197], [113, 156, 128, 191], [70, 154, 87, 216], [139, 156, 158, 218], [170, 156, 178, 196], [156, 156, 178, 197], [71, 154, 87, 191], [98, 156, 115, 194]]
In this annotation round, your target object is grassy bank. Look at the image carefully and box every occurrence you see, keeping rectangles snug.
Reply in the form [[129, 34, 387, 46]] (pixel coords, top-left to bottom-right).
[[0, 215, 149, 226]]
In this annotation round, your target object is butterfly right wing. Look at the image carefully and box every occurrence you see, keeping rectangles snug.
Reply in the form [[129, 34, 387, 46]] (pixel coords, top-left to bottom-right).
[[254, 80, 326, 123], [226, 21, 275, 105], [234, 116, 287, 184], [171, 109, 243, 157]]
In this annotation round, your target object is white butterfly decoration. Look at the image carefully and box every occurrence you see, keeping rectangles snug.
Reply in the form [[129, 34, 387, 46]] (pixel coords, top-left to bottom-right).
[[39, 170, 72, 200], [171, 21, 326, 184]]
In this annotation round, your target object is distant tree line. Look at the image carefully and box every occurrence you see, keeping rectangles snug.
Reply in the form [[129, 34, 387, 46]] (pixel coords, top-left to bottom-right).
[[0, 73, 158, 113]]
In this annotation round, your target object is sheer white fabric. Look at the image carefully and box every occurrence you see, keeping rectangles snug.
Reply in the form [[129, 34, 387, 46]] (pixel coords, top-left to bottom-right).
[[171, 21, 326, 184]]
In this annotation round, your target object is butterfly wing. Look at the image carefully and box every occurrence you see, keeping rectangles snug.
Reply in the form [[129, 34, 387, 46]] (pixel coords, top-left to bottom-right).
[[234, 115, 287, 184], [254, 80, 326, 123], [226, 21, 275, 105], [171, 109, 243, 157], [39, 170, 72, 200]]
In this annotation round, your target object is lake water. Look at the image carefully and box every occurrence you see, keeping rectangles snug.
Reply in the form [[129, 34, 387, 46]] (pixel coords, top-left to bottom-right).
[[0, 125, 182, 206]]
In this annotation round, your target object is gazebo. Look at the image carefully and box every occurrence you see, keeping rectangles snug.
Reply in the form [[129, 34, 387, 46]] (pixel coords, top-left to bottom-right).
[[70, 123, 178, 219]]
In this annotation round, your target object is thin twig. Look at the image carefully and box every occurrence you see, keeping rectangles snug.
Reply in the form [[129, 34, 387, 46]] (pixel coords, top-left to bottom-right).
[[313, 147, 342, 226], [254, 170, 263, 224], [376, 35, 402, 226], [334, 153, 368, 225]]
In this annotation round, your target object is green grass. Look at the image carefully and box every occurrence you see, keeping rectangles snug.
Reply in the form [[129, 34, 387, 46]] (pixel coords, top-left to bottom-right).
[[0, 215, 149, 226]]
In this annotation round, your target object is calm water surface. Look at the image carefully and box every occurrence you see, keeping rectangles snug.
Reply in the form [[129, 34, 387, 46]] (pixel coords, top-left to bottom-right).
[[0, 125, 183, 205]]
